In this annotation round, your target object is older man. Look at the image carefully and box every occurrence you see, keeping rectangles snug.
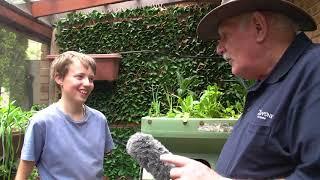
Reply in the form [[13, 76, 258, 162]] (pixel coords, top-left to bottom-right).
[[161, 0, 320, 179]]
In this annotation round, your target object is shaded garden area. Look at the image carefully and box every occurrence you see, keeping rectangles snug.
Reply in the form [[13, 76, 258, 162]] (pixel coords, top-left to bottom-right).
[[1, 2, 248, 180]]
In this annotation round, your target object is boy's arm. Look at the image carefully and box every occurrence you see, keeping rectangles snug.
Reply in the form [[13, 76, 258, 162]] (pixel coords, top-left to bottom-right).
[[15, 160, 35, 180]]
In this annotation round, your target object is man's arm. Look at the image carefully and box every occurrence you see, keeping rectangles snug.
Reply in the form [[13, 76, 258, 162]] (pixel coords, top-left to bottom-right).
[[285, 84, 320, 179], [15, 160, 35, 180]]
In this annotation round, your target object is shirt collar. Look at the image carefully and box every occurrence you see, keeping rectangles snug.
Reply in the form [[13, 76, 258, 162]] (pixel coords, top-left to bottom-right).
[[249, 32, 312, 92]]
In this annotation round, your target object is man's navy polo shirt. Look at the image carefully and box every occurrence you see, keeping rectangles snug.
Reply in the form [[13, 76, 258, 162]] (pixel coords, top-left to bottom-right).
[[216, 33, 320, 179]]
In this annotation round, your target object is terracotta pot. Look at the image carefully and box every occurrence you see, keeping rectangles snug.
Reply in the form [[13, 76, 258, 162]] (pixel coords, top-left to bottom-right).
[[46, 53, 122, 81]]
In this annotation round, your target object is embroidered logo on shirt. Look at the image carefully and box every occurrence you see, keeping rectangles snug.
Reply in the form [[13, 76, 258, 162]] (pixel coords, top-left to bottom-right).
[[257, 109, 274, 120]]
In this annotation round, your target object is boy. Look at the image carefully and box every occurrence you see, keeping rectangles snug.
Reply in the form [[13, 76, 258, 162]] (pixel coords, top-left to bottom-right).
[[15, 51, 114, 180]]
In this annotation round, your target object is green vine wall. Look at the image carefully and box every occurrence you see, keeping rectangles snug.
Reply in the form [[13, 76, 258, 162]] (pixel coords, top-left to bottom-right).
[[55, 5, 243, 124], [54, 4, 248, 179], [104, 127, 140, 179]]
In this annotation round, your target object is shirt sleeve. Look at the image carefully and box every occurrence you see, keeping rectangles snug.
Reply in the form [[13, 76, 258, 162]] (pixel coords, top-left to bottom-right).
[[286, 85, 320, 179], [20, 119, 45, 164], [104, 119, 115, 153]]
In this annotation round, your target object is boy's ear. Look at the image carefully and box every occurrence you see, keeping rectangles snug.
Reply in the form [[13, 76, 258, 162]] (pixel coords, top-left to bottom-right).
[[54, 74, 63, 85]]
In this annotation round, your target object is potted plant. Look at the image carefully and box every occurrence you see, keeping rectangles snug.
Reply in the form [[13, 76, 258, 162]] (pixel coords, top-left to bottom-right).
[[0, 98, 34, 179], [46, 53, 122, 81], [141, 74, 245, 169]]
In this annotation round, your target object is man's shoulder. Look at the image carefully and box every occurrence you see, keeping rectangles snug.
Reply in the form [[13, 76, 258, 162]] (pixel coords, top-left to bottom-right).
[[306, 42, 320, 55], [291, 33, 320, 65], [296, 43, 320, 70]]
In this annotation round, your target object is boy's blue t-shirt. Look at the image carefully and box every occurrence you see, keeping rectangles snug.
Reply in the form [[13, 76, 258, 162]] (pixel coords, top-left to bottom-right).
[[21, 103, 114, 180]]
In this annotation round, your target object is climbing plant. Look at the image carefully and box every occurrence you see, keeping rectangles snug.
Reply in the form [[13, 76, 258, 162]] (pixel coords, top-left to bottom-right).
[[55, 5, 245, 124], [55, 4, 248, 179]]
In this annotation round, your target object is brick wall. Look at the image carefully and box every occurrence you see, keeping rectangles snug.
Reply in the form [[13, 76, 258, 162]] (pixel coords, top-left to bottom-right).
[[293, 0, 320, 42], [38, 28, 60, 105], [39, 44, 50, 105]]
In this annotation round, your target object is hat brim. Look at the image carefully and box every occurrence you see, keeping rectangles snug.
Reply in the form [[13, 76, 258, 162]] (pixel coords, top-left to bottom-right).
[[197, 0, 317, 41]]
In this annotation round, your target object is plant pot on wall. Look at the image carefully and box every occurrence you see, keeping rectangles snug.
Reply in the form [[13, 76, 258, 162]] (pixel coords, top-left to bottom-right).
[[46, 53, 122, 81]]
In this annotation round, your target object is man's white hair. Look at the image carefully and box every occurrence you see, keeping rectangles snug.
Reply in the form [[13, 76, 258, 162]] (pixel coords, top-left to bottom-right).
[[265, 11, 299, 33], [237, 11, 299, 34]]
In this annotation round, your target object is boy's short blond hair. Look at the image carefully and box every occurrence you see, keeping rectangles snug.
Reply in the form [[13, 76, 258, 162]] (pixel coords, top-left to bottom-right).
[[50, 51, 96, 89]]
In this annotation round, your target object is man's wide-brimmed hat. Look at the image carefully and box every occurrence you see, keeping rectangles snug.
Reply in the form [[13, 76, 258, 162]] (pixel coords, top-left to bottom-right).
[[197, 0, 317, 40]]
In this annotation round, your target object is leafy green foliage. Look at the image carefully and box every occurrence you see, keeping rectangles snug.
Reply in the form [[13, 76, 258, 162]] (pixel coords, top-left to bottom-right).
[[28, 169, 39, 180], [26, 40, 42, 60], [56, 5, 239, 124], [104, 127, 140, 179], [54, 4, 250, 178], [160, 84, 243, 119], [86, 81, 113, 117], [193, 85, 226, 118], [195, 85, 244, 118], [148, 87, 161, 117], [0, 98, 33, 135], [0, 27, 29, 107], [176, 71, 198, 99], [0, 98, 35, 179]]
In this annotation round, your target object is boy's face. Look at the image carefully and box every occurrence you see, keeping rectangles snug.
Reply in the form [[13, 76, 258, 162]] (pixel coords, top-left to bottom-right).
[[56, 60, 95, 105]]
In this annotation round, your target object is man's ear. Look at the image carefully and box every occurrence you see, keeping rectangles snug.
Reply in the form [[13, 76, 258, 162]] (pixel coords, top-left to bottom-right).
[[251, 12, 268, 43]]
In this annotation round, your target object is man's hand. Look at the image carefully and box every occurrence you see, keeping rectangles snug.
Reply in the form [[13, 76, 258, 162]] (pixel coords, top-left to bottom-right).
[[160, 154, 229, 180]]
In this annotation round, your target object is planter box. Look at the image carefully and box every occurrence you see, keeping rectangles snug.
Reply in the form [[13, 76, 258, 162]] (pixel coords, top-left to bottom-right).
[[141, 117, 237, 168], [46, 53, 122, 81]]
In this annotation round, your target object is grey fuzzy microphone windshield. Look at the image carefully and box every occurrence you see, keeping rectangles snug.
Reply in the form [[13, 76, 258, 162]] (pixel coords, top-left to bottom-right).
[[126, 132, 173, 180]]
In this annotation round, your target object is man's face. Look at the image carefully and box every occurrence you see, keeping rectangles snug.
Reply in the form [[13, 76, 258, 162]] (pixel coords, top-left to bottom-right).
[[216, 14, 262, 79]]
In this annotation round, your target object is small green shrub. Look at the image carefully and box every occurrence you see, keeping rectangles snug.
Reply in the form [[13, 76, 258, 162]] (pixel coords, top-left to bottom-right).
[[104, 127, 140, 179], [0, 98, 35, 179], [150, 84, 244, 119]]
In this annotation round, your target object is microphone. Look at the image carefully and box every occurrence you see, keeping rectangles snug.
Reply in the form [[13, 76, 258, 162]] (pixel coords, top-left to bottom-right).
[[126, 132, 173, 180]]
